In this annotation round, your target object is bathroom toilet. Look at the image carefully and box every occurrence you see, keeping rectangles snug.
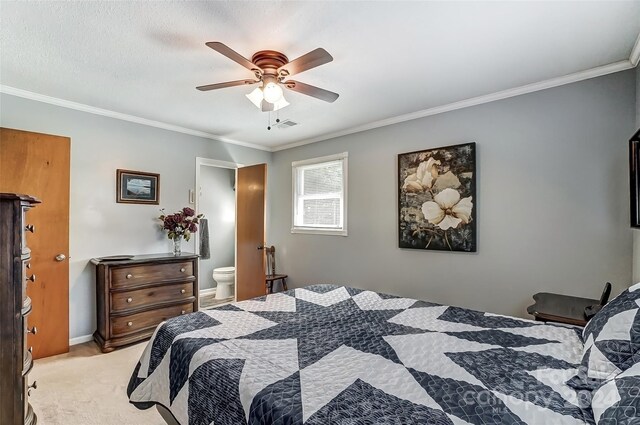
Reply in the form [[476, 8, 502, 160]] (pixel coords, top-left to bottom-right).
[[213, 266, 235, 299]]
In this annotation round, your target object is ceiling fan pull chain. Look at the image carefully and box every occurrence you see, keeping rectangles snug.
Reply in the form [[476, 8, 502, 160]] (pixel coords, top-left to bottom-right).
[[267, 111, 272, 130]]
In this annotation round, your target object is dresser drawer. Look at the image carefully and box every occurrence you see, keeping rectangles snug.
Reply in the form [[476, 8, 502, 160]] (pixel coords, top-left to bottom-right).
[[111, 302, 193, 336], [22, 300, 33, 368], [22, 259, 34, 302], [22, 308, 37, 365], [21, 205, 35, 256], [110, 261, 194, 288], [25, 402, 36, 425], [23, 376, 36, 424], [21, 206, 28, 253], [111, 282, 194, 312], [23, 349, 33, 376]]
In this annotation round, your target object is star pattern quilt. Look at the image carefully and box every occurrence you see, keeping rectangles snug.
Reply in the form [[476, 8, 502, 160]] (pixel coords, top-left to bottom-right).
[[127, 285, 595, 424]]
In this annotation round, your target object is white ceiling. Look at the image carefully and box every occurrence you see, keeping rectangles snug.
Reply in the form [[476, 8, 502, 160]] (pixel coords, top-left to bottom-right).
[[1, 1, 639, 151]]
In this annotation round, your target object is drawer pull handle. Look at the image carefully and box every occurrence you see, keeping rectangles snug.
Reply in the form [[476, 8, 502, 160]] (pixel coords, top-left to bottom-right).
[[127, 321, 133, 327], [26, 262, 31, 269], [180, 267, 186, 273], [27, 381, 37, 395], [27, 274, 36, 283], [126, 297, 133, 303], [26, 326, 37, 335], [25, 224, 35, 233], [181, 310, 186, 315], [28, 346, 33, 353], [126, 273, 133, 279], [180, 289, 186, 294]]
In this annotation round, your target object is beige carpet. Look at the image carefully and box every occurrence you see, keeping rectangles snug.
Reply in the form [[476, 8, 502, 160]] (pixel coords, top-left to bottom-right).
[[30, 341, 164, 425]]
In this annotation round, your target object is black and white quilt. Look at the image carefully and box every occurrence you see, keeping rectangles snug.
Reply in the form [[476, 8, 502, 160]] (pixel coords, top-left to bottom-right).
[[128, 285, 595, 424]]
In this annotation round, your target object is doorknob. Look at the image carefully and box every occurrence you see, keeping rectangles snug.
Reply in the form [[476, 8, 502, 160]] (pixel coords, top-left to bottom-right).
[[55, 254, 66, 262]]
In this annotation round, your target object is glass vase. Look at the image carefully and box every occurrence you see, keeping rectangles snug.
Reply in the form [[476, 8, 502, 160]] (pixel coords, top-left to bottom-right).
[[173, 236, 182, 256]]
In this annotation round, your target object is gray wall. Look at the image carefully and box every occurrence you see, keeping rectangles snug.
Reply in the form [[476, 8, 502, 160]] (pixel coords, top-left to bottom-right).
[[637, 65, 640, 125], [198, 165, 236, 290], [0, 93, 271, 340], [269, 70, 636, 318]]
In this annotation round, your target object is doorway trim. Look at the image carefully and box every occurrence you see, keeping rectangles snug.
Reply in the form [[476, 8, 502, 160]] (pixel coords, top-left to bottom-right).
[[194, 157, 244, 304]]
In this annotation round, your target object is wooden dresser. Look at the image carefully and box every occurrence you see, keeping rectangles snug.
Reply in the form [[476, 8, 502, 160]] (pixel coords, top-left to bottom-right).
[[92, 253, 198, 352], [0, 193, 40, 425]]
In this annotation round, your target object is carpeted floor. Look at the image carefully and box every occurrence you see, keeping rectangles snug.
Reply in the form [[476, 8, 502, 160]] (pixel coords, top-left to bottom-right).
[[30, 341, 164, 425]]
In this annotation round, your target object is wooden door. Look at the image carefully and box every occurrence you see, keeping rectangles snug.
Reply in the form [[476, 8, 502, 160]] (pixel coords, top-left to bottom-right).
[[236, 164, 266, 301], [0, 128, 70, 359]]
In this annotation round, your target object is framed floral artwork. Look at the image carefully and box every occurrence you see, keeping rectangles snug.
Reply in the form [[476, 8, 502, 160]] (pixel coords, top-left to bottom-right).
[[398, 142, 476, 252]]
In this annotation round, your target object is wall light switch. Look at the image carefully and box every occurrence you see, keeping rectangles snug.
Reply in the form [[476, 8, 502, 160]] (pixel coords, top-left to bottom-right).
[[188, 189, 195, 204]]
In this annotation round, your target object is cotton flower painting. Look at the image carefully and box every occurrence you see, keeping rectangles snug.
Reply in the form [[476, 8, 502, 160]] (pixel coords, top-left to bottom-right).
[[398, 142, 476, 252]]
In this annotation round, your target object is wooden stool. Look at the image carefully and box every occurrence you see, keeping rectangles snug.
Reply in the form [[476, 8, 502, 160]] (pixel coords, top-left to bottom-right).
[[265, 246, 288, 294]]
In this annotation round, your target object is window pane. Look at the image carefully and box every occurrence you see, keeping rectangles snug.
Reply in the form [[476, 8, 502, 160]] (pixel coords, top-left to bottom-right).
[[303, 198, 341, 226], [302, 163, 342, 195]]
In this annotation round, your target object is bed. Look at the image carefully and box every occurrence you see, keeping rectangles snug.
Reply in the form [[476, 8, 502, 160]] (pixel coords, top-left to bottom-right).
[[127, 284, 596, 425]]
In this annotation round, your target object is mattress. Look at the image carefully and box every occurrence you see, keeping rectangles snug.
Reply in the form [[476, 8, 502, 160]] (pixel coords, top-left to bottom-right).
[[127, 285, 594, 424]]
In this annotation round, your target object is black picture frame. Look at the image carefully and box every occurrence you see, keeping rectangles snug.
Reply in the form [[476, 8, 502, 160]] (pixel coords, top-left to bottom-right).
[[398, 142, 477, 252], [116, 169, 160, 205], [630, 128, 640, 228]]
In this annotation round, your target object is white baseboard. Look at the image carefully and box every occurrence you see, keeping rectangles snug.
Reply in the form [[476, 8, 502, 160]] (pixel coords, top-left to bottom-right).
[[200, 287, 216, 296], [69, 334, 94, 346]]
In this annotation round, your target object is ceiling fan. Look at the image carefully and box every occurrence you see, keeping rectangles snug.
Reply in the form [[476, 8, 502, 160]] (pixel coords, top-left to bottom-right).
[[196, 42, 339, 112]]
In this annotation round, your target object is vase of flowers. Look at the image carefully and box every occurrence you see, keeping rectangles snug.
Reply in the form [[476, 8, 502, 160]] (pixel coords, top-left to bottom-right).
[[158, 207, 204, 255]]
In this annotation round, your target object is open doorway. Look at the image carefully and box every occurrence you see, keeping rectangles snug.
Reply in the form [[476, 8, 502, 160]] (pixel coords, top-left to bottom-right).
[[195, 158, 241, 308]]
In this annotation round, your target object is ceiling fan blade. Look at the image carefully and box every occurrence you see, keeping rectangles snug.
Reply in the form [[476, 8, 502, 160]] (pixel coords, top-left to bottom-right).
[[205, 42, 260, 72], [283, 80, 339, 103], [261, 100, 274, 112], [196, 79, 259, 91], [278, 48, 333, 77]]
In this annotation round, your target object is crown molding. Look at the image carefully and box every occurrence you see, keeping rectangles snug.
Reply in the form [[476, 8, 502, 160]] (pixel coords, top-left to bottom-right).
[[0, 85, 272, 152], [2, 31, 639, 154], [630, 31, 640, 66], [272, 59, 635, 152]]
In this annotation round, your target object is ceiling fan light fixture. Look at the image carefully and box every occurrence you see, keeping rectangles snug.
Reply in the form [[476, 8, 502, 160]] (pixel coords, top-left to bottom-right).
[[246, 87, 289, 111], [272, 96, 290, 111], [263, 81, 284, 103], [245, 87, 264, 109]]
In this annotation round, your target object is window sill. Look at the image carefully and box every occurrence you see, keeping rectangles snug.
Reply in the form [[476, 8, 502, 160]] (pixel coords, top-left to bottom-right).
[[291, 227, 348, 236]]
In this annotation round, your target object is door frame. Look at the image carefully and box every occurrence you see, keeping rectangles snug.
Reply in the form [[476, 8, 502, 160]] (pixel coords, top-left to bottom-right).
[[194, 157, 244, 302]]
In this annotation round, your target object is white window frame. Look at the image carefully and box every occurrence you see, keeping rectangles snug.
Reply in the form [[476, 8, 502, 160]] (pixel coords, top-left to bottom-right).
[[291, 152, 348, 236]]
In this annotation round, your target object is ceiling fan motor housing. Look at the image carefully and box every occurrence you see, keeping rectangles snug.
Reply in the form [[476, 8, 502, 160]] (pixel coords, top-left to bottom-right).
[[251, 50, 290, 80]]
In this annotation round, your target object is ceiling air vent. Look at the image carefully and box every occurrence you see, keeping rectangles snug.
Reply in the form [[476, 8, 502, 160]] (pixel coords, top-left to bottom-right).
[[275, 119, 298, 129]]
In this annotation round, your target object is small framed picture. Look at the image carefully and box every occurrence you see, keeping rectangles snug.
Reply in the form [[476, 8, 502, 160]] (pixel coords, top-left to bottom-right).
[[116, 169, 160, 205]]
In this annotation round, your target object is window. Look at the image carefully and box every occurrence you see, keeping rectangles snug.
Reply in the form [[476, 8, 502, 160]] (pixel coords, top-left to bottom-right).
[[292, 152, 348, 236]]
